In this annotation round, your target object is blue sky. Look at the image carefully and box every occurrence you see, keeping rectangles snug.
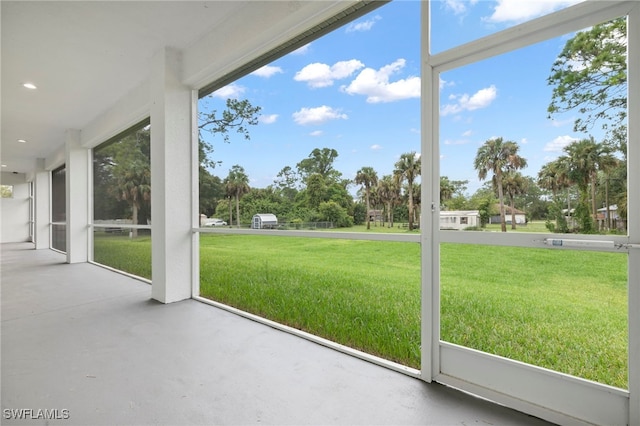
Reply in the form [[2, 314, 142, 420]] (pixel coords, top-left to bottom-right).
[[199, 0, 596, 196]]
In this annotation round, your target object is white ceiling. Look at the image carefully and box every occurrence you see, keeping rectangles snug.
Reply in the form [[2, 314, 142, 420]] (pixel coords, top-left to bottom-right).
[[2, 1, 367, 176], [1, 1, 247, 174]]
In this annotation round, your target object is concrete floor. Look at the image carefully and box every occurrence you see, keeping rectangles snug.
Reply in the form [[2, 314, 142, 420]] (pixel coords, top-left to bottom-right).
[[1, 242, 554, 425]]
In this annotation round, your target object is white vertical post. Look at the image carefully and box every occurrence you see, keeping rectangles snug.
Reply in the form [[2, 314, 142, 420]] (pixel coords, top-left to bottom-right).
[[627, 4, 639, 425], [65, 129, 89, 263], [150, 47, 192, 303], [420, 0, 437, 381], [191, 89, 201, 298], [34, 159, 50, 250]]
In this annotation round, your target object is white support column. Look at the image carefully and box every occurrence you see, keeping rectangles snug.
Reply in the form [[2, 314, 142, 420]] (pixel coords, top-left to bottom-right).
[[150, 47, 193, 303], [421, 0, 436, 382], [627, 4, 640, 425], [34, 158, 50, 250], [65, 129, 89, 263]]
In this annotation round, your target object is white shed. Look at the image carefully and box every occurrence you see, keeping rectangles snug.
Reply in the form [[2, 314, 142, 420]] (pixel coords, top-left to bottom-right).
[[252, 214, 278, 229], [440, 210, 480, 230]]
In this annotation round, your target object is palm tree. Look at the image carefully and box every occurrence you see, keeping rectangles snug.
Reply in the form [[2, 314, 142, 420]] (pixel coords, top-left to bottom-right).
[[564, 137, 615, 227], [113, 164, 151, 237], [538, 158, 573, 232], [598, 154, 620, 230], [226, 165, 250, 227], [474, 137, 527, 232], [377, 175, 400, 228], [538, 158, 572, 201], [223, 178, 235, 226], [355, 167, 378, 230], [440, 176, 456, 207], [502, 171, 528, 229], [394, 152, 421, 231]]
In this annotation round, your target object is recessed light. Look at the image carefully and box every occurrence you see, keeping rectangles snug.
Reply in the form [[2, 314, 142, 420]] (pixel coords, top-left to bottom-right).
[[1, 165, 7, 168], [18, 139, 27, 143], [23, 83, 37, 89]]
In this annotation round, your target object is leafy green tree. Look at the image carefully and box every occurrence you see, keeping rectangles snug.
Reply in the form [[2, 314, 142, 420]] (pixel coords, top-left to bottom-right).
[[271, 166, 299, 201], [377, 175, 400, 228], [440, 177, 455, 206], [225, 165, 250, 227], [563, 137, 616, 229], [296, 148, 341, 183], [198, 98, 261, 216], [473, 138, 527, 232], [468, 186, 497, 228], [538, 156, 574, 231], [239, 187, 293, 223], [198, 98, 262, 146], [326, 179, 353, 212], [93, 149, 129, 220], [199, 171, 224, 217], [352, 203, 367, 225], [394, 152, 421, 231], [99, 127, 151, 237], [514, 176, 548, 221], [538, 159, 569, 201], [304, 173, 328, 210], [547, 17, 626, 144], [214, 198, 231, 223], [440, 177, 470, 211], [355, 166, 378, 230], [501, 171, 528, 229], [318, 201, 353, 228]]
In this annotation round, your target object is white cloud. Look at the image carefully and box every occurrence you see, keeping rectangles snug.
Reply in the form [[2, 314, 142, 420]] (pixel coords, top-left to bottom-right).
[[310, 130, 323, 137], [346, 15, 381, 33], [462, 129, 472, 137], [370, 144, 383, 151], [444, 0, 479, 15], [342, 59, 421, 103], [251, 65, 283, 78], [549, 117, 574, 128], [292, 106, 348, 126], [292, 44, 311, 55], [485, 0, 583, 24], [521, 138, 528, 145], [211, 83, 245, 99], [294, 60, 364, 88], [440, 77, 455, 90], [441, 85, 497, 116], [544, 135, 579, 152], [259, 114, 278, 124]]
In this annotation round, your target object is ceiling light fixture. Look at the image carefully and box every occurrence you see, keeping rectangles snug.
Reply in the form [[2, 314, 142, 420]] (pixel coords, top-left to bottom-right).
[[18, 139, 27, 143], [23, 83, 37, 89], [1, 165, 7, 168]]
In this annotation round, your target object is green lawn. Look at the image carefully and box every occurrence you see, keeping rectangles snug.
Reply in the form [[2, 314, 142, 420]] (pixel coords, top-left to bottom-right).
[[93, 232, 152, 278], [93, 230, 628, 389]]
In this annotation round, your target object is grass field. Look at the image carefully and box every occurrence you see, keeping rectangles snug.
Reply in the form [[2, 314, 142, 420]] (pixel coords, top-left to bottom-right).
[[94, 229, 628, 389]]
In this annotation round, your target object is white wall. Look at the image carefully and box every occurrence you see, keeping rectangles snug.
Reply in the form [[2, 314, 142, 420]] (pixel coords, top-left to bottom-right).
[[1, 172, 30, 243]]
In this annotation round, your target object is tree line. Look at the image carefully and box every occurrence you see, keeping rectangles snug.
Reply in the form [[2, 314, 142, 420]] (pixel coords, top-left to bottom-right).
[[93, 17, 627, 235]]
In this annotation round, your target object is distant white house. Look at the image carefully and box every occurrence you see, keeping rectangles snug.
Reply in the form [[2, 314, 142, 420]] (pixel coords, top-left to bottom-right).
[[440, 210, 480, 230], [490, 205, 526, 225], [252, 213, 278, 229], [597, 204, 623, 230], [597, 204, 619, 220]]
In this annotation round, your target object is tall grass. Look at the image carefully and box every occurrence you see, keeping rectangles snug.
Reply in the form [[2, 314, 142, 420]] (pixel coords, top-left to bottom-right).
[[199, 235, 421, 366], [93, 231, 628, 389], [440, 243, 627, 387], [93, 232, 152, 279]]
